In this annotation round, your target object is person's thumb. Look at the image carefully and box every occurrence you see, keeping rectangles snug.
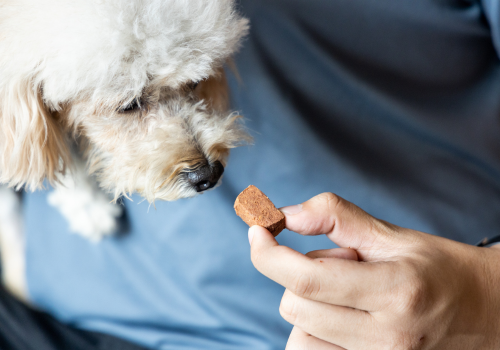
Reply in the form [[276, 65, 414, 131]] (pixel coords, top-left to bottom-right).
[[280, 192, 391, 251]]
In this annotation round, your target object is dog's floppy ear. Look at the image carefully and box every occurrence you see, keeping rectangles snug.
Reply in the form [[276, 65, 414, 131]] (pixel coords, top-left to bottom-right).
[[196, 67, 230, 113], [0, 78, 69, 190]]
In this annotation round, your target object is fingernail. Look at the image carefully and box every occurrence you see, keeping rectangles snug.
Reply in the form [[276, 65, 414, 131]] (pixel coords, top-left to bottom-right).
[[248, 226, 256, 245], [280, 204, 303, 215]]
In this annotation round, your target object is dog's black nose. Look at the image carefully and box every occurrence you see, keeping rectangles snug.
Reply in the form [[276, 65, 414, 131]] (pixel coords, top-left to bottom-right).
[[185, 161, 224, 192]]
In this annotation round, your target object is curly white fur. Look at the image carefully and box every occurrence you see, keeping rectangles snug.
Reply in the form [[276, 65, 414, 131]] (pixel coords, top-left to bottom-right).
[[0, 0, 247, 104], [0, 0, 249, 297], [0, 0, 249, 193]]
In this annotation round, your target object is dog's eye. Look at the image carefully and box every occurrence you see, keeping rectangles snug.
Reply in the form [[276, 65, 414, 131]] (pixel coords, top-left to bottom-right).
[[118, 97, 141, 113], [187, 81, 199, 91]]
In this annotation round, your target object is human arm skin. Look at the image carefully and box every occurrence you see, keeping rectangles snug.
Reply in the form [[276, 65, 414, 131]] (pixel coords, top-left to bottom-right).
[[248, 192, 500, 350]]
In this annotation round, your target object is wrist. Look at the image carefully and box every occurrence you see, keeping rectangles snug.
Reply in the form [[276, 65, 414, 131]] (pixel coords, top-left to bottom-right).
[[475, 246, 500, 348], [435, 239, 500, 349]]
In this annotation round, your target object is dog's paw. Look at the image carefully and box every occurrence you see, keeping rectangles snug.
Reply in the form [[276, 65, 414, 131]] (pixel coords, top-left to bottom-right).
[[48, 180, 122, 242]]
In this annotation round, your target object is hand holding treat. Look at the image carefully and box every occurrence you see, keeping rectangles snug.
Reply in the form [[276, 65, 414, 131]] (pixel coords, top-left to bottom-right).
[[245, 192, 500, 350]]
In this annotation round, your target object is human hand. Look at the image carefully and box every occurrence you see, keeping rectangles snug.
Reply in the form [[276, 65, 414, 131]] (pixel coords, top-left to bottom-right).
[[248, 193, 500, 349]]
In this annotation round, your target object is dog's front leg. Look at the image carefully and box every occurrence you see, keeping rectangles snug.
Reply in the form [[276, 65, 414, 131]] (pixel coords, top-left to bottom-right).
[[48, 158, 122, 243]]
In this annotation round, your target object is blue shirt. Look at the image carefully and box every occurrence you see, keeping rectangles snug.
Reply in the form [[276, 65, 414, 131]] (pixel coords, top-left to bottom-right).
[[23, 0, 500, 349]]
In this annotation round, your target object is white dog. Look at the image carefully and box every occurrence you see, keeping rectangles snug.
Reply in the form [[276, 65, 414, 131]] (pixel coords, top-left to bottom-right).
[[0, 0, 249, 299]]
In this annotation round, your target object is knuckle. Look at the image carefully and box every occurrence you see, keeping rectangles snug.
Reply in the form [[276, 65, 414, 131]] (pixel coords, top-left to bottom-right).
[[290, 272, 319, 299], [309, 192, 346, 235], [316, 192, 342, 211], [404, 280, 426, 313], [394, 263, 427, 315], [279, 293, 300, 324]]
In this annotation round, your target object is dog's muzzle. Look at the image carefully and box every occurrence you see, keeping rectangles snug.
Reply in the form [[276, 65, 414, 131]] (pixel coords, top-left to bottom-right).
[[184, 161, 224, 192]]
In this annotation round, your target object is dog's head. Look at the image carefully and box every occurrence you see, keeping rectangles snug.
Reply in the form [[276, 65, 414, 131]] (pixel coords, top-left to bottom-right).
[[0, 0, 249, 201]]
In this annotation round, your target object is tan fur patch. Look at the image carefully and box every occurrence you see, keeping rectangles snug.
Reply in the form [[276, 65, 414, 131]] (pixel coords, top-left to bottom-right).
[[0, 79, 70, 190]]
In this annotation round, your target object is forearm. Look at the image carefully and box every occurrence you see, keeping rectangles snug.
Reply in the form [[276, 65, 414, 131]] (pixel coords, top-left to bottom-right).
[[482, 245, 500, 348]]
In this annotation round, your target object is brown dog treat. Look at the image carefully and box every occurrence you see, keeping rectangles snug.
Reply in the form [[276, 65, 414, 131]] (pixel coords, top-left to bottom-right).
[[234, 185, 286, 237]]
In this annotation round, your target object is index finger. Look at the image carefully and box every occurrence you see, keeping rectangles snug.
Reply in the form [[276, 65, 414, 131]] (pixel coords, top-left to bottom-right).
[[249, 225, 312, 282], [249, 225, 396, 311]]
